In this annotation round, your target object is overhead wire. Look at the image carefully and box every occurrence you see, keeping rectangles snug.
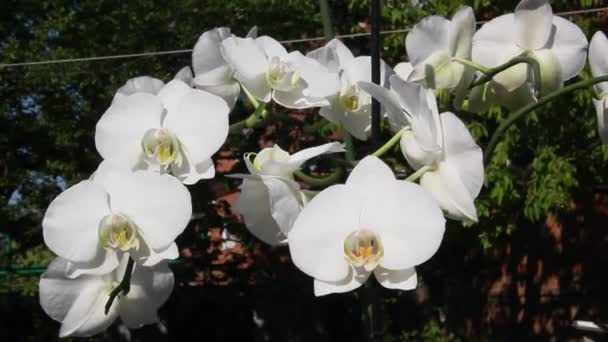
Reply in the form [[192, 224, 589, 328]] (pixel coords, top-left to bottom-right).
[[0, 6, 606, 68]]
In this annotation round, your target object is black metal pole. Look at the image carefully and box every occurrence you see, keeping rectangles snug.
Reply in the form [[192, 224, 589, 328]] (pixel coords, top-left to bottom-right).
[[319, 0, 334, 40], [370, 0, 382, 145]]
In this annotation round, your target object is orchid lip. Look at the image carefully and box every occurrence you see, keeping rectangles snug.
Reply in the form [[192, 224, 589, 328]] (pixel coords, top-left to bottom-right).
[[265, 56, 299, 91], [343, 229, 383, 271], [98, 213, 140, 252], [338, 85, 361, 112], [141, 128, 181, 166]]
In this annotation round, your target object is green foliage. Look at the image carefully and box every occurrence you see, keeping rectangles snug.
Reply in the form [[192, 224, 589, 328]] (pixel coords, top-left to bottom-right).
[[524, 148, 578, 221], [398, 320, 461, 342]]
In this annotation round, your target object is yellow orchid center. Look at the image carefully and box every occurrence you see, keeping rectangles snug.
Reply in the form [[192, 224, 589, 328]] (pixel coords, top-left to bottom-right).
[[338, 85, 361, 112], [141, 128, 181, 166], [98, 214, 139, 252], [343, 229, 383, 271], [266, 56, 300, 91]]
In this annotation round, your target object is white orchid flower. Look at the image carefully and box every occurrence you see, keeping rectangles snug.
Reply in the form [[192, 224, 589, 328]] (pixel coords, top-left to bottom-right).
[[96, 79, 229, 184], [174, 66, 194, 87], [39, 256, 173, 338], [113, 76, 165, 103], [473, 0, 588, 95], [394, 62, 414, 81], [360, 76, 484, 222], [405, 6, 476, 91], [307, 39, 392, 140], [231, 143, 344, 245], [191, 27, 257, 109], [288, 156, 445, 296], [220, 35, 340, 109], [468, 81, 536, 113], [42, 162, 191, 276], [589, 31, 608, 144]]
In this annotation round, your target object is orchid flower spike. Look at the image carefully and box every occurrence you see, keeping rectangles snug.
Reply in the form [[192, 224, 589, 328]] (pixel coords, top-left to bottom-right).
[[220, 35, 340, 108], [230, 142, 344, 245], [360, 76, 484, 222], [191, 27, 257, 110], [96, 78, 229, 184], [307, 39, 392, 140], [473, 0, 588, 95], [39, 256, 173, 338], [405, 6, 476, 93], [589, 31, 608, 144], [42, 162, 191, 276], [288, 156, 445, 296]]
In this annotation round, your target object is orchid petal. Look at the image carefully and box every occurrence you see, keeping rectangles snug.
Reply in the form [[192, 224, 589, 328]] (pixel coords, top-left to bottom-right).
[[346, 155, 395, 186], [406, 16, 450, 66], [171, 153, 215, 185], [42, 181, 110, 263], [394, 62, 414, 81], [288, 184, 362, 282], [118, 261, 174, 328], [358, 81, 407, 132], [359, 181, 445, 270], [40, 258, 118, 338], [590, 31, 608, 93], [256, 35, 288, 59], [288, 142, 345, 170], [531, 49, 562, 95], [549, 16, 589, 82], [448, 6, 475, 59], [192, 28, 233, 87], [374, 266, 417, 291], [98, 168, 192, 252], [95, 93, 163, 169], [314, 269, 370, 296], [116, 76, 164, 97], [514, 0, 553, 50], [221, 37, 271, 102], [234, 177, 288, 245], [163, 89, 229, 166], [174, 66, 194, 87], [594, 98, 608, 144]]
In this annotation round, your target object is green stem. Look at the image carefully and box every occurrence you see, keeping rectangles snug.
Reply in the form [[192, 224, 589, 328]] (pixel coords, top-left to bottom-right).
[[404, 165, 433, 182], [105, 257, 135, 315], [470, 55, 541, 97], [372, 128, 405, 157], [483, 75, 608, 165], [241, 85, 260, 110], [341, 126, 356, 163], [452, 57, 490, 74], [228, 106, 268, 134], [294, 168, 344, 188], [361, 281, 380, 342]]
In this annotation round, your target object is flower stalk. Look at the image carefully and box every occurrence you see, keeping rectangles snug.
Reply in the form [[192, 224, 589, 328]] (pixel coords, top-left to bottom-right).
[[404, 165, 434, 182], [484, 75, 608, 164], [469, 55, 542, 96], [294, 167, 344, 189], [372, 128, 406, 157], [105, 256, 135, 315]]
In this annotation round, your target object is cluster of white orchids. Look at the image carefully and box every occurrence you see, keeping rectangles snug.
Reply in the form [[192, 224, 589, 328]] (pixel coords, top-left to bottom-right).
[[39, 0, 608, 337]]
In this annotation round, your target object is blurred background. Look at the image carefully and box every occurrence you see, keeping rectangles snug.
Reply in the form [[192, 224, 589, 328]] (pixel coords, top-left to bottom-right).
[[1, 0, 608, 340]]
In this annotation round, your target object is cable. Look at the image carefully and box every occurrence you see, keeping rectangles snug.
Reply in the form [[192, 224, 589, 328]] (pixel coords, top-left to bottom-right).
[[0, 6, 607, 67]]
